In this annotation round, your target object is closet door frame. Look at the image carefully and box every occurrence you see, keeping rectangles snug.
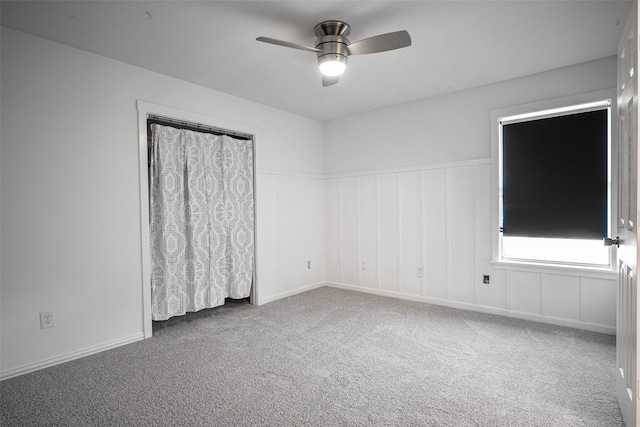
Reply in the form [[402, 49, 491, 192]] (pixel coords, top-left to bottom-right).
[[136, 100, 259, 338]]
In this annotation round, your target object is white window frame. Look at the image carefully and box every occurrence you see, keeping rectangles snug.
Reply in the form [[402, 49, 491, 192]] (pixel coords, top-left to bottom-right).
[[490, 89, 618, 278]]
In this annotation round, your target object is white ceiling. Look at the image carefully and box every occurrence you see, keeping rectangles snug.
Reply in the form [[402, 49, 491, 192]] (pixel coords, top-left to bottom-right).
[[1, 1, 633, 122]]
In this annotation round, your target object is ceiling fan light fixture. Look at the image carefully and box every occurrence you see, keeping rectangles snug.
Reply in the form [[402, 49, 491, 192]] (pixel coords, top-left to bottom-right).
[[318, 54, 347, 76], [257, 19, 411, 86]]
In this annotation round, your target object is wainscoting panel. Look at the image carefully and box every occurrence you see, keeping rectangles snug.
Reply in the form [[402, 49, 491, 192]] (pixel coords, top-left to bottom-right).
[[325, 178, 342, 284], [422, 168, 448, 299], [341, 177, 360, 287], [294, 178, 311, 289], [378, 173, 400, 293], [324, 159, 616, 334], [506, 270, 542, 314], [277, 175, 296, 296], [309, 178, 326, 285], [257, 171, 325, 304], [541, 274, 581, 320], [400, 171, 423, 296], [580, 277, 617, 326], [257, 174, 280, 296], [447, 166, 476, 303], [358, 175, 378, 289]]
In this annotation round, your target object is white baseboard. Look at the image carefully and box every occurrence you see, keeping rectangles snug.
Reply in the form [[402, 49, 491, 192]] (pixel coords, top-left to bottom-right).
[[257, 281, 325, 305], [0, 333, 145, 381], [325, 282, 615, 335]]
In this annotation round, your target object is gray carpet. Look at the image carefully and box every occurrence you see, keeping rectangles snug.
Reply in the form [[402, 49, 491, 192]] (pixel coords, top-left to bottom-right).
[[1, 287, 622, 426]]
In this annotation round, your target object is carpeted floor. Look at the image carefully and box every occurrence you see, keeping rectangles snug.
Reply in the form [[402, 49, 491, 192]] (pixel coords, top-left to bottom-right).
[[1, 287, 623, 426]]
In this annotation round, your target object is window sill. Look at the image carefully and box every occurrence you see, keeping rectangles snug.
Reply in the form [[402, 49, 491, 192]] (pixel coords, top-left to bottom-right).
[[491, 260, 617, 280]]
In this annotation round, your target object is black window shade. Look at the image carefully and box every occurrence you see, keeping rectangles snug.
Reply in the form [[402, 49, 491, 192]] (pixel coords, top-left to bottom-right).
[[502, 109, 608, 239]]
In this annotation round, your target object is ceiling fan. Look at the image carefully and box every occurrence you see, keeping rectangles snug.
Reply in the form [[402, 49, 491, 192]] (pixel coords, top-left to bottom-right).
[[256, 20, 411, 87]]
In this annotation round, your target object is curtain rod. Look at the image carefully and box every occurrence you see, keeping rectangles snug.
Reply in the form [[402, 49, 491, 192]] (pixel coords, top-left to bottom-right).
[[147, 114, 253, 141]]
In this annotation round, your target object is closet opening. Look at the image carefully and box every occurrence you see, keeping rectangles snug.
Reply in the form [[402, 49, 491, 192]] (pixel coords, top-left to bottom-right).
[[152, 296, 251, 333], [138, 105, 257, 336]]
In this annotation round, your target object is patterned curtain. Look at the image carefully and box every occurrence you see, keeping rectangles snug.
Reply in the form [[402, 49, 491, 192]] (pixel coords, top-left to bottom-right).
[[150, 124, 254, 321]]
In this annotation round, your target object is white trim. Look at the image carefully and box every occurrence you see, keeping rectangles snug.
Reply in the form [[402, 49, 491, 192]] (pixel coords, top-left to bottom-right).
[[375, 174, 382, 290], [136, 100, 259, 334], [490, 89, 617, 124], [259, 168, 325, 180], [499, 99, 612, 125], [258, 281, 325, 305], [251, 137, 259, 306], [263, 160, 493, 182], [397, 173, 403, 293], [136, 107, 153, 339], [473, 164, 480, 303], [443, 169, 450, 301], [325, 158, 492, 179], [445, 168, 452, 300], [357, 176, 363, 287], [137, 101, 259, 137], [0, 333, 144, 381], [339, 178, 344, 285], [419, 170, 426, 297], [273, 176, 281, 305], [325, 282, 615, 335], [491, 260, 617, 280]]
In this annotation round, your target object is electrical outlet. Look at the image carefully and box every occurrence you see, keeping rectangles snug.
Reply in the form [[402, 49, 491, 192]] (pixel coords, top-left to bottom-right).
[[361, 262, 366, 271], [416, 266, 424, 278], [483, 275, 490, 284], [40, 311, 54, 329]]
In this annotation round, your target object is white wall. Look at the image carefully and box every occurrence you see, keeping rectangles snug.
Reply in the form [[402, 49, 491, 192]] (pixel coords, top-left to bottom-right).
[[324, 57, 618, 334], [0, 27, 325, 378], [324, 57, 617, 174]]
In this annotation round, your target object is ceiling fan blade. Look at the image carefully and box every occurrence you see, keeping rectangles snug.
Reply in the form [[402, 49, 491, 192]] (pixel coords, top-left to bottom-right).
[[347, 30, 411, 55], [256, 36, 320, 53], [322, 75, 340, 87]]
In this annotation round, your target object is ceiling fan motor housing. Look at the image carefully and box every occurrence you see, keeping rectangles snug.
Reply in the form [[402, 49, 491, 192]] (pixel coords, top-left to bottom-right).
[[316, 35, 349, 66], [315, 20, 351, 72], [314, 20, 351, 37]]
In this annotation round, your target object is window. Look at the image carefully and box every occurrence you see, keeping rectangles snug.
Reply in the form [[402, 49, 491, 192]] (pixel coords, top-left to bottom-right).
[[493, 95, 613, 269]]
